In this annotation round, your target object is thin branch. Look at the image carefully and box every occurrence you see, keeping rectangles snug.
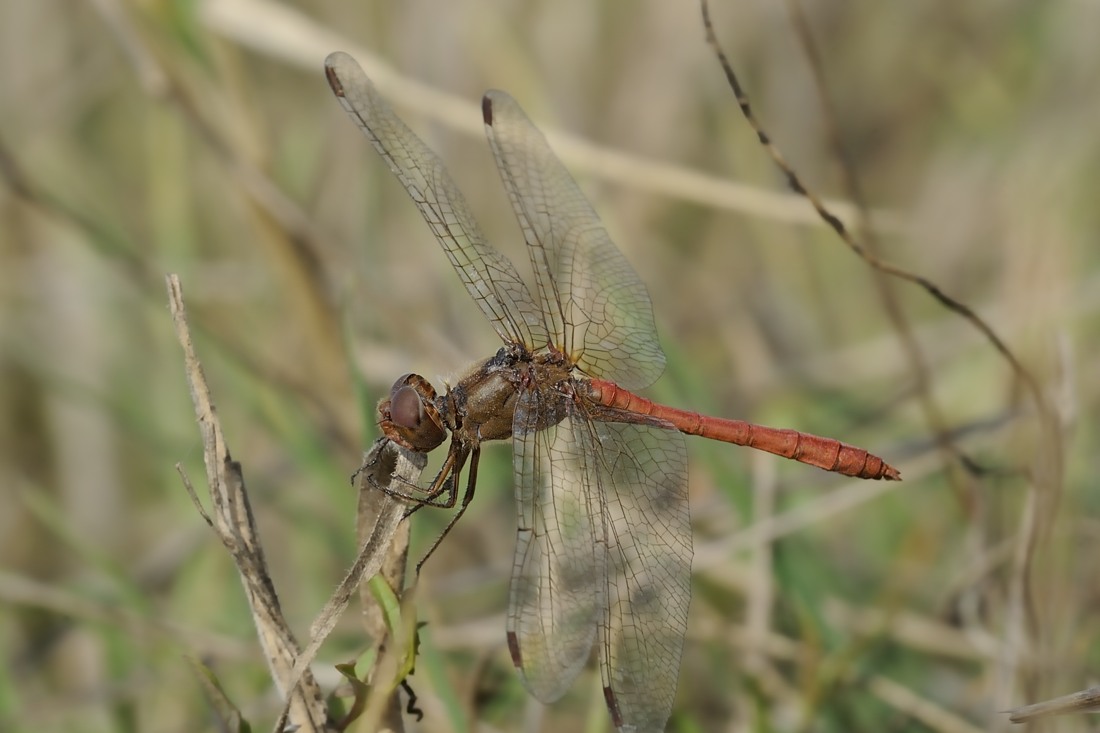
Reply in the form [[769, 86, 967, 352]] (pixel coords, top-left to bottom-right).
[[869, 675, 985, 733], [1007, 685, 1100, 723], [698, 0, 1051, 420], [90, 0, 358, 450], [166, 274, 329, 732], [273, 438, 424, 733], [197, 0, 902, 234], [357, 443, 416, 732], [781, 0, 975, 499], [699, 1, 1066, 714]]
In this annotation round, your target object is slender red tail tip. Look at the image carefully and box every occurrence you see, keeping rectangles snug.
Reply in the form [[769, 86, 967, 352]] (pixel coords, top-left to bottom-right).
[[838, 450, 902, 480]]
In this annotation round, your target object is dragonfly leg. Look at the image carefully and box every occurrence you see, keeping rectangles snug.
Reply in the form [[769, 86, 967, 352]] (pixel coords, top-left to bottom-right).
[[414, 445, 481, 575], [366, 440, 465, 518], [402, 443, 467, 518]]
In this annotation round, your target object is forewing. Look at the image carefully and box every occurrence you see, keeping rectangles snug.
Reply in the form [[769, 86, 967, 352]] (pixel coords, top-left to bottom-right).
[[507, 387, 606, 702], [589, 418, 692, 732], [482, 91, 666, 390], [325, 52, 546, 347]]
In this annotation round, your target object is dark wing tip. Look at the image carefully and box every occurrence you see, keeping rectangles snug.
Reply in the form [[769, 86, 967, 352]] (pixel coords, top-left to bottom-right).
[[602, 686, 624, 728], [324, 66, 343, 95], [482, 94, 494, 126], [323, 51, 350, 96], [505, 631, 522, 668]]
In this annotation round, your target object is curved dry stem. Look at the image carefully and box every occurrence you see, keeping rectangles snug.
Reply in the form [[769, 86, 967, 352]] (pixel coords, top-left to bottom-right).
[[169, 274, 424, 732], [91, 0, 357, 451], [699, 0, 1061, 481], [167, 274, 329, 732], [274, 439, 424, 733], [198, 0, 902, 234], [699, 0, 1066, 714]]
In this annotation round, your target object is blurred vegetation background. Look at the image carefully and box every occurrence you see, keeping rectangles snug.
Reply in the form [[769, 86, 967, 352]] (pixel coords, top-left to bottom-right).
[[2, 0, 1099, 731]]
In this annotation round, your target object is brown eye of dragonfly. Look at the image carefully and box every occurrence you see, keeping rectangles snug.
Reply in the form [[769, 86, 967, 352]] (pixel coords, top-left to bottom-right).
[[380, 373, 447, 453], [389, 385, 424, 429]]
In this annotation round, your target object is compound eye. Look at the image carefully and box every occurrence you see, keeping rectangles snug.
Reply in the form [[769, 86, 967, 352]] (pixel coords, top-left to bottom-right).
[[388, 385, 423, 429]]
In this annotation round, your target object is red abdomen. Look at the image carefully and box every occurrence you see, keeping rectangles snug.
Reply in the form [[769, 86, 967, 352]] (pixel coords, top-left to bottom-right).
[[584, 379, 900, 481]]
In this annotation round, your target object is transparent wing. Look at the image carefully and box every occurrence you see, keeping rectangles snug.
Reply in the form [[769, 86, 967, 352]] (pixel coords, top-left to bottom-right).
[[325, 52, 546, 348], [509, 385, 692, 732], [482, 91, 666, 390], [589, 417, 692, 732], [507, 387, 606, 701]]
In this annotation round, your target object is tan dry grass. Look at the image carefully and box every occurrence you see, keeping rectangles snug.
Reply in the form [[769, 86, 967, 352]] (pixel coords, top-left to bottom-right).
[[1, 0, 1099, 731]]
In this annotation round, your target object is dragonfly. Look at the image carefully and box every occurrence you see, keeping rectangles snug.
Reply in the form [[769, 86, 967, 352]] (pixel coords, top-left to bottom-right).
[[325, 51, 900, 733]]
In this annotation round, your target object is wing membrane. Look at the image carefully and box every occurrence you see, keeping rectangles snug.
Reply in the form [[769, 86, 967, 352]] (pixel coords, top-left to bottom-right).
[[325, 52, 546, 348], [483, 91, 666, 390], [589, 418, 692, 732], [508, 387, 605, 701], [510, 386, 692, 731]]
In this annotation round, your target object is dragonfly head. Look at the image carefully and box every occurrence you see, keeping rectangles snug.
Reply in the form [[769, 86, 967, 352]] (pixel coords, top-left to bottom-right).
[[378, 373, 447, 453]]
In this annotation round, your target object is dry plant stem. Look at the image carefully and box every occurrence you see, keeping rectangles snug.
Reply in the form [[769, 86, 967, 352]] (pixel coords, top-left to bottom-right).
[[0, 135, 351, 456], [166, 274, 329, 732], [781, 0, 972, 503], [91, 0, 356, 447], [823, 598, 994, 664], [699, 0, 1061, 500], [868, 676, 984, 733], [0, 569, 253, 659], [774, 4, 1007, 692], [198, 0, 902, 234], [1007, 685, 1100, 723], [700, 0, 1065, 713], [743, 453, 779, 689], [781, 3, 1056, 715], [356, 448, 413, 640], [275, 439, 424, 733], [0, 135, 149, 283], [357, 446, 415, 732]]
